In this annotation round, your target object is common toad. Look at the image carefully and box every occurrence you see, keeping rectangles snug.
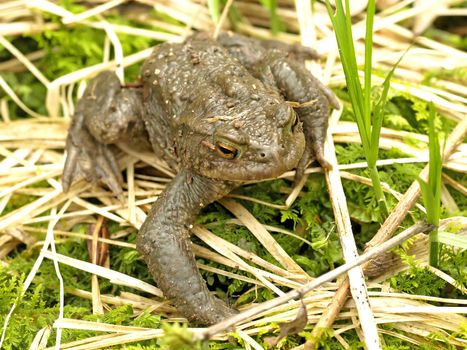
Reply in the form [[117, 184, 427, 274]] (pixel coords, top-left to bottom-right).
[[62, 32, 339, 325]]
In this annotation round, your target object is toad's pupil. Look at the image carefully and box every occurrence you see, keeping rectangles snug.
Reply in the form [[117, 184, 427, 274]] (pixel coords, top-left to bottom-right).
[[216, 142, 238, 159]]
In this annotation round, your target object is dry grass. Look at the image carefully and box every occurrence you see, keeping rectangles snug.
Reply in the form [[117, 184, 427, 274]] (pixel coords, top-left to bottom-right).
[[0, 0, 466, 349]]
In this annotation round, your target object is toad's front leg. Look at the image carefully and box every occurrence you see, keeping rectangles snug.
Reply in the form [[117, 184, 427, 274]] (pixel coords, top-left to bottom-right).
[[63, 71, 149, 196], [267, 57, 340, 179], [136, 169, 238, 325]]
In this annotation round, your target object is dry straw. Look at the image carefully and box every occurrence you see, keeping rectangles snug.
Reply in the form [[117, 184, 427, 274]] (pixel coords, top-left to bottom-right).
[[0, 0, 466, 349]]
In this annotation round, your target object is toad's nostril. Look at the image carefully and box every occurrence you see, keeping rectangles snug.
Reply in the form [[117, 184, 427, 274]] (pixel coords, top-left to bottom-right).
[[257, 148, 284, 164]]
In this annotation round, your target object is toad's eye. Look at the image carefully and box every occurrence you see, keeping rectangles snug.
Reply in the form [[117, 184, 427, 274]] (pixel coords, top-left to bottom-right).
[[216, 141, 239, 159]]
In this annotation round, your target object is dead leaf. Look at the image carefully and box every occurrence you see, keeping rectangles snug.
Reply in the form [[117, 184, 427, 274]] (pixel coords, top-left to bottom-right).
[[87, 218, 109, 266]]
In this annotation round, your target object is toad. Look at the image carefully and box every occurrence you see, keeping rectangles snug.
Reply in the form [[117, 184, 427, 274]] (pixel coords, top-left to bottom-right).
[[62, 32, 339, 325]]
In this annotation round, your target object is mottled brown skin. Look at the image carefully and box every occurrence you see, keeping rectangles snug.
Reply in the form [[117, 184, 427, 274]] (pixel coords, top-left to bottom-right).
[[62, 32, 338, 325]]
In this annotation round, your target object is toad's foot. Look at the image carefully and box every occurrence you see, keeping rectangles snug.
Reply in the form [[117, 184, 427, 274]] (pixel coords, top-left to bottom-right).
[[63, 118, 123, 198], [294, 139, 332, 182]]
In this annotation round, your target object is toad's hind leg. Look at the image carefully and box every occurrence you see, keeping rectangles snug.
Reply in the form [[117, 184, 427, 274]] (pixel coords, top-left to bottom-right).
[[63, 71, 147, 196], [137, 170, 238, 325]]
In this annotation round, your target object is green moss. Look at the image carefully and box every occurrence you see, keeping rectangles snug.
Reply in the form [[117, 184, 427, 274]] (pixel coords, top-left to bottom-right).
[[424, 27, 467, 51], [423, 66, 467, 86], [0, 266, 92, 349], [390, 265, 447, 297]]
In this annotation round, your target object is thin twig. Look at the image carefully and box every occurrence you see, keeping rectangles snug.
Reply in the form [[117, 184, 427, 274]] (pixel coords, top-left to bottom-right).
[[323, 131, 380, 348], [213, 0, 234, 39], [197, 221, 435, 340]]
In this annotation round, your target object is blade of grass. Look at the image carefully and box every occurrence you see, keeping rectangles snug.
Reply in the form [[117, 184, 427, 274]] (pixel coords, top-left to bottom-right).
[[418, 102, 442, 267], [325, 0, 393, 218], [364, 0, 375, 128], [258, 0, 284, 34], [207, 0, 221, 23], [368, 51, 407, 214]]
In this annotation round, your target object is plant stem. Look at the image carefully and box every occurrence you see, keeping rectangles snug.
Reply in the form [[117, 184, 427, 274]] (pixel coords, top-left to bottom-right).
[[368, 165, 389, 219], [429, 230, 439, 266]]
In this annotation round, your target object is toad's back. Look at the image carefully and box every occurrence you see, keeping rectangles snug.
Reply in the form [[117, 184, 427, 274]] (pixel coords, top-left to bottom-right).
[[141, 33, 259, 119], [139, 33, 283, 170]]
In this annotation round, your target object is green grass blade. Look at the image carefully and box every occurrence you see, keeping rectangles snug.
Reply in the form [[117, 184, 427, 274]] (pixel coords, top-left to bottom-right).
[[343, 1, 358, 75], [369, 50, 407, 166], [258, 0, 284, 34], [418, 179, 434, 219], [325, 0, 391, 218], [324, 0, 370, 152], [207, 0, 221, 23], [418, 102, 442, 267], [427, 103, 442, 225], [364, 0, 376, 131]]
